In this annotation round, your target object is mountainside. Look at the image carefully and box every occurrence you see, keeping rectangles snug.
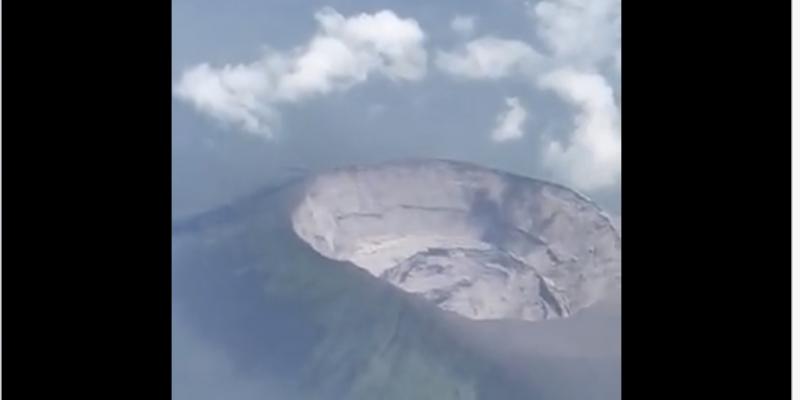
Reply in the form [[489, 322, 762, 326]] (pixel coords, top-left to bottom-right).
[[172, 159, 621, 400]]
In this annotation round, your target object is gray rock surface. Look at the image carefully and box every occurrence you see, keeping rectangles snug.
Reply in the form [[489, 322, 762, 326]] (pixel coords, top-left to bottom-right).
[[292, 159, 621, 321]]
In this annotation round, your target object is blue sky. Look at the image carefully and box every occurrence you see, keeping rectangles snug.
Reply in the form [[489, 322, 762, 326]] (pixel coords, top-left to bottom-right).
[[171, 0, 621, 217]]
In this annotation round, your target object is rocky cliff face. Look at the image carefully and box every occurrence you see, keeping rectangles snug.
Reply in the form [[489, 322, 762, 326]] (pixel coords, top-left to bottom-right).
[[291, 159, 621, 322]]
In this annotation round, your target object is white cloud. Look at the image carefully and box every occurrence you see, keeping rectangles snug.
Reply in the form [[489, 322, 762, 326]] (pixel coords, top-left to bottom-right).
[[435, 37, 540, 79], [307, 8, 428, 82], [538, 68, 620, 190], [173, 63, 277, 137], [174, 8, 427, 138], [492, 97, 528, 142], [450, 15, 476, 37], [527, 0, 620, 67]]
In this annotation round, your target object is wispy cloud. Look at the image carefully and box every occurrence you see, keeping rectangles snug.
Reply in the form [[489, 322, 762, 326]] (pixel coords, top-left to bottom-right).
[[449, 15, 477, 37], [174, 8, 427, 138], [435, 37, 540, 80], [491, 97, 528, 142], [539, 68, 620, 190], [174, 63, 277, 136], [527, 0, 620, 68]]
